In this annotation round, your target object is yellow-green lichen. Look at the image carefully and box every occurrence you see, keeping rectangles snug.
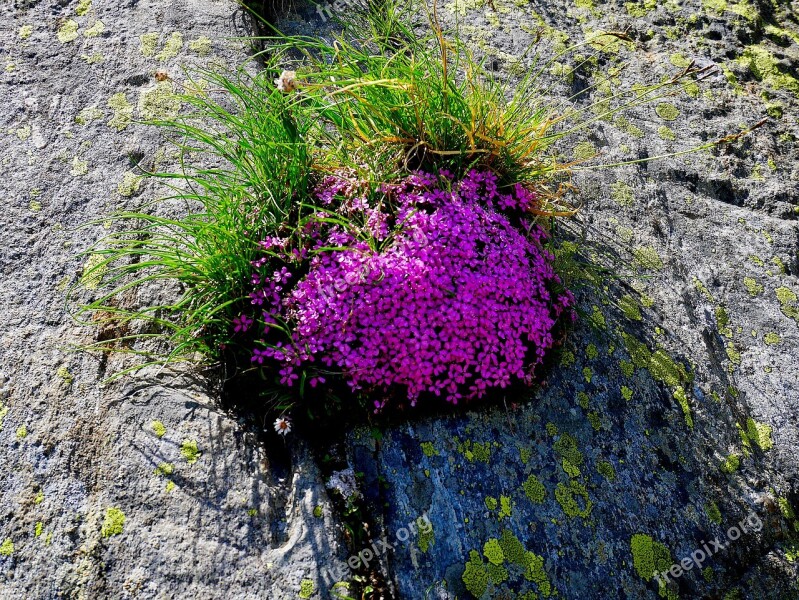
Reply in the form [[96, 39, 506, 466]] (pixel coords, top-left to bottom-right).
[[619, 295, 642, 321], [70, 156, 88, 176], [19, 25, 33, 39], [776, 287, 799, 323], [625, 0, 657, 17], [188, 36, 212, 56], [140, 32, 159, 57], [572, 141, 597, 161], [107, 93, 133, 131], [498, 495, 512, 519], [554, 433, 583, 478], [154, 463, 174, 477], [80, 253, 106, 289], [484, 538, 505, 565], [419, 522, 434, 553], [738, 45, 799, 96], [720, 453, 740, 473], [620, 360, 635, 378], [705, 501, 722, 524], [83, 20, 104, 38], [299, 579, 315, 599], [596, 460, 616, 481], [462, 549, 489, 597], [180, 439, 201, 464], [586, 343, 599, 360], [621, 385, 633, 401], [138, 81, 182, 120], [485, 496, 498, 510], [583, 367, 593, 383], [743, 418, 773, 451], [611, 180, 634, 206], [669, 53, 691, 68], [614, 115, 645, 138], [630, 533, 672, 582], [75, 106, 104, 125], [117, 171, 142, 197], [655, 103, 680, 120], [101, 507, 125, 538], [151, 420, 166, 437], [764, 332, 781, 345], [744, 277, 763, 296], [658, 125, 677, 141], [633, 246, 664, 271], [522, 474, 547, 503], [587, 411, 601, 430], [555, 480, 593, 519], [649, 350, 689, 388], [673, 387, 694, 428], [420, 441, 439, 457], [76, 0, 92, 15], [0, 538, 13, 556], [16, 425, 28, 440], [57, 20, 79, 43], [156, 32, 183, 61], [34, 522, 43, 537]]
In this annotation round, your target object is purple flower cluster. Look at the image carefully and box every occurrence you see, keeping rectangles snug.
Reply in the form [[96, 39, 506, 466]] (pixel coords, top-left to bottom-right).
[[238, 170, 574, 407]]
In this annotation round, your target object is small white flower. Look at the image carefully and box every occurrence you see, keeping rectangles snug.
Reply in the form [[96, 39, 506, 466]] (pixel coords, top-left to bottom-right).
[[273, 416, 292, 436], [274, 70, 297, 93]]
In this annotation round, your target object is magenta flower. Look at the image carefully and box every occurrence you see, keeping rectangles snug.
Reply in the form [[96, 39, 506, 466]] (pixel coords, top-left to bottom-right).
[[233, 313, 253, 333]]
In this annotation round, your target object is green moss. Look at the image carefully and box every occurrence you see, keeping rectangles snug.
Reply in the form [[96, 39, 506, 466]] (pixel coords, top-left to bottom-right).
[[140, 32, 159, 57], [655, 103, 680, 121], [720, 454, 740, 473], [657, 125, 677, 141], [83, 20, 104, 38], [151, 420, 166, 437], [108, 93, 133, 131], [420, 441, 439, 457], [739, 45, 799, 96], [705, 501, 722, 524], [180, 439, 201, 464], [523, 474, 547, 503], [57, 20, 79, 43], [0, 538, 13, 556], [299, 579, 315, 599], [156, 32, 183, 61], [189, 36, 212, 56], [611, 181, 634, 206], [621, 385, 633, 401], [462, 549, 489, 597], [555, 480, 593, 519], [619, 295, 642, 321], [744, 277, 763, 296], [596, 460, 616, 481], [138, 81, 182, 121], [101, 507, 125, 538], [630, 533, 672, 581], [633, 246, 664, 271], [776, 287, 799, 323]]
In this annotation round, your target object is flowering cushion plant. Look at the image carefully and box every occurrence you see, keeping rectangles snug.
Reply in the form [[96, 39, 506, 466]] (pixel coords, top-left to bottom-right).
[[234, 169, 575, 410]]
